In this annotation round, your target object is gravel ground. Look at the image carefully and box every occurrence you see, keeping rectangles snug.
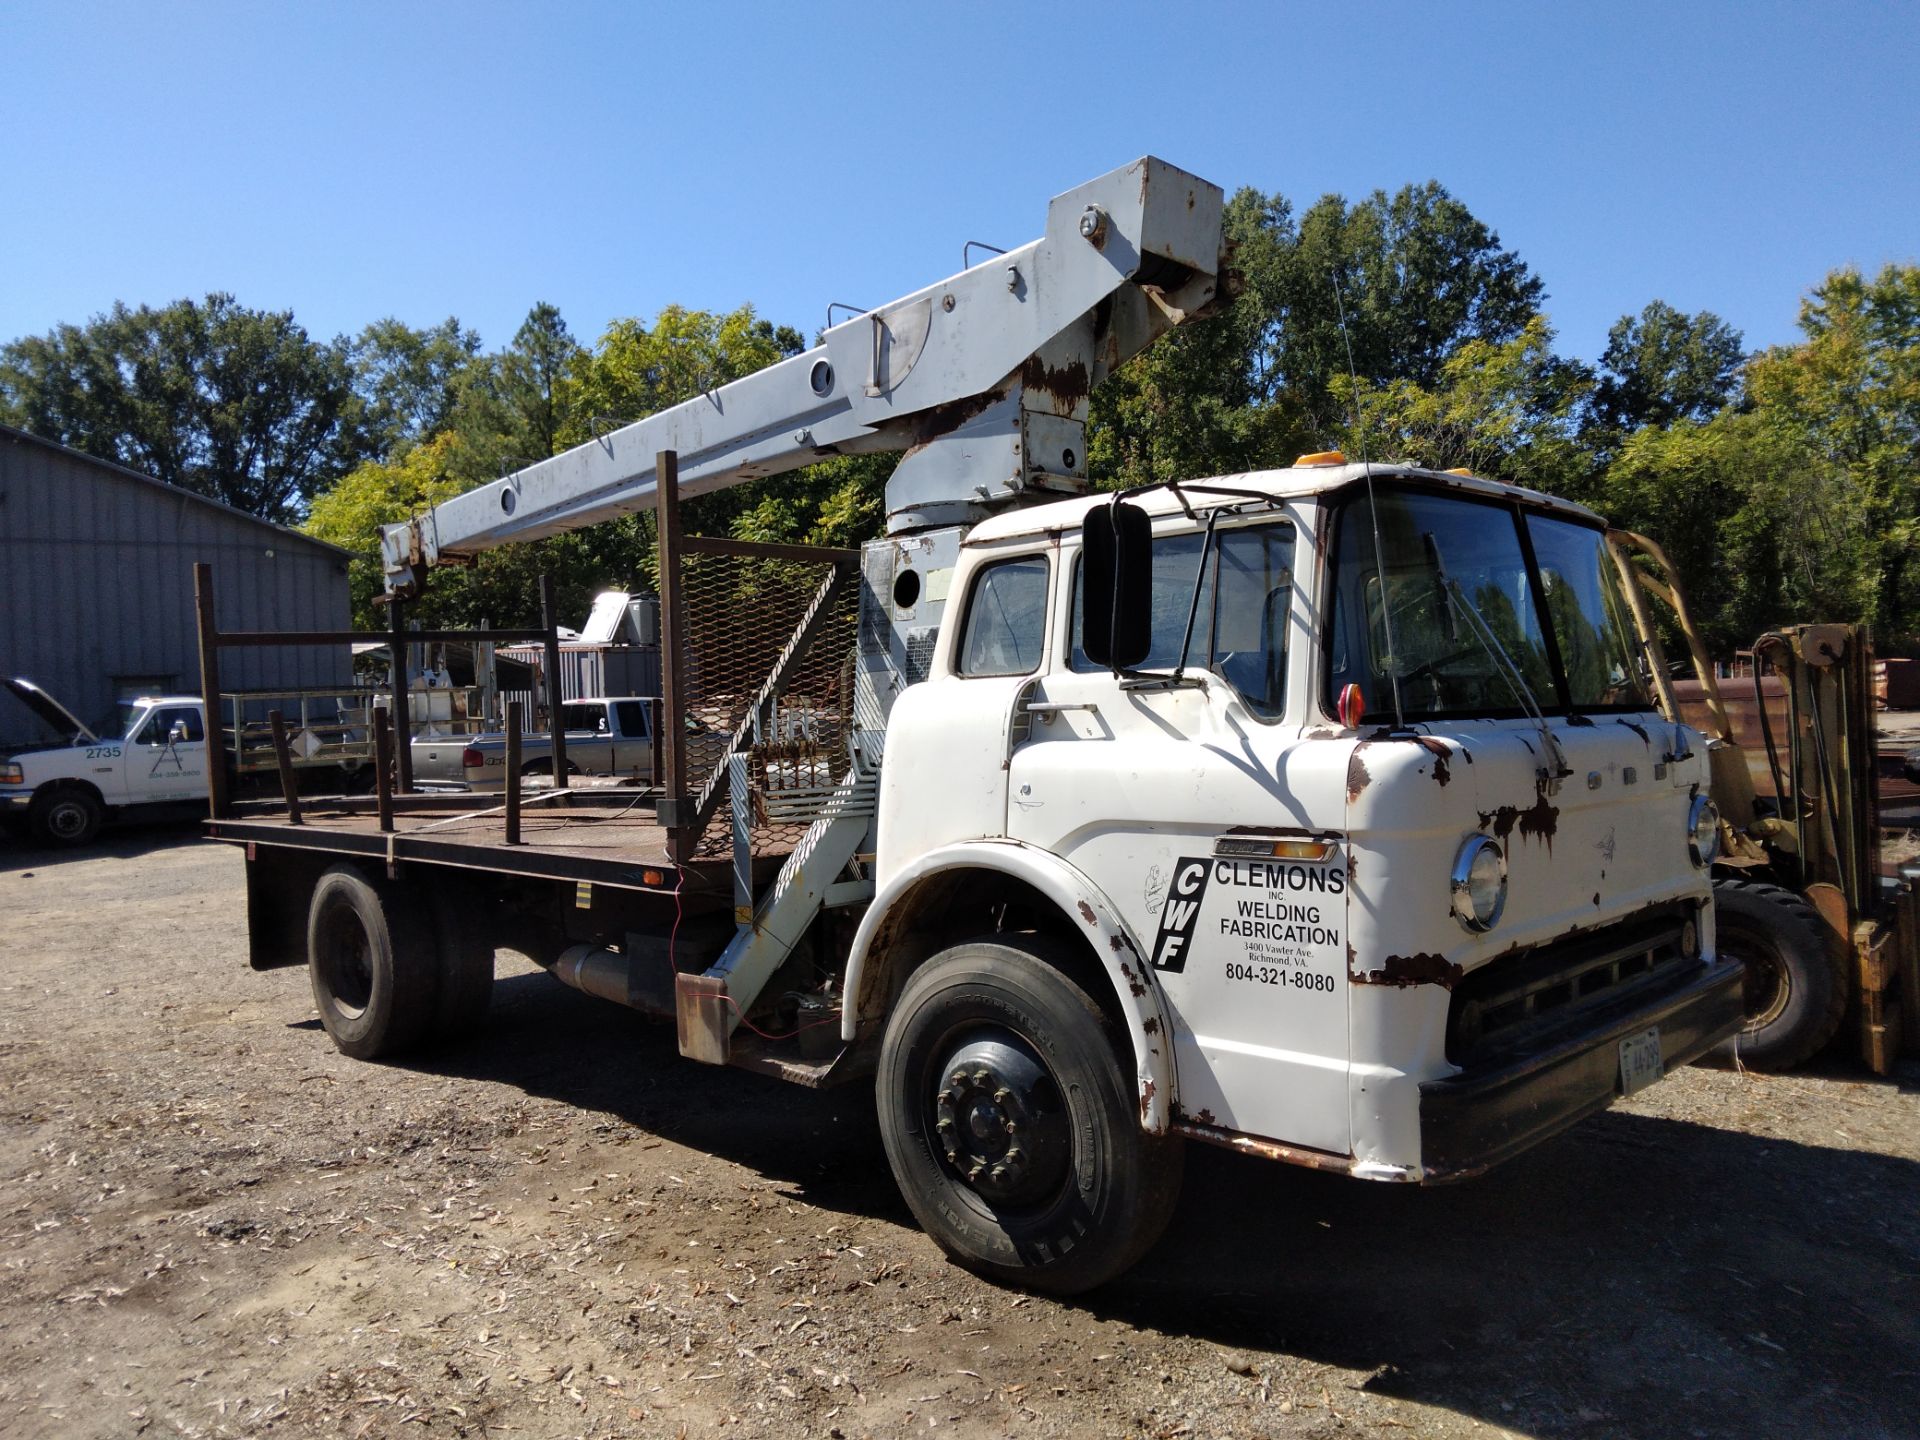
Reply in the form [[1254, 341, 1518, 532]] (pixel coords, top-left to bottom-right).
[[2, 824, 1918, 1440]]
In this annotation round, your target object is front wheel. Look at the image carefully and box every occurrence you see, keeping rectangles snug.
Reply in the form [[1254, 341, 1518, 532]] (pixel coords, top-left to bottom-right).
[[877, 936, 1182, 1294], [30, 788, 102, 847]]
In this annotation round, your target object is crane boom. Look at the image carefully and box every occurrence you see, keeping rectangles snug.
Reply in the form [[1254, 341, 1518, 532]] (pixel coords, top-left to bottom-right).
[[381, 157, 1225, 591]]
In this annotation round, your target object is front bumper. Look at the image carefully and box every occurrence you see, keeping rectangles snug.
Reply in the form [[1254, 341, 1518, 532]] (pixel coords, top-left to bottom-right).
[[1418, 956, 1744, 1181], [0, 790, 31, 812]]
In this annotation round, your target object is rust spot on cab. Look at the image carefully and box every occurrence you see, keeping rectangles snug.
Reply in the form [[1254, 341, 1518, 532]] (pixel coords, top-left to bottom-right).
[[1477, 776, 1560, 850], [1350, 951, 1464, 988], [1345, 746, 1372, 804], [1413, 735, 1451, 786]]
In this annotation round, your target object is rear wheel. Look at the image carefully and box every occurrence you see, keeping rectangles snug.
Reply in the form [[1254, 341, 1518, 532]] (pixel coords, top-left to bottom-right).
[[1710, 878, 1848, 1070], [306, 864, 436, 1060], [30, 788, 102, 847], [877, 936, 1182, 1294]]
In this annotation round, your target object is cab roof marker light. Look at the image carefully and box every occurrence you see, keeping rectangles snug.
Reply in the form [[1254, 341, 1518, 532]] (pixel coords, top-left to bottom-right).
[[1294, 450, 1347, 467]]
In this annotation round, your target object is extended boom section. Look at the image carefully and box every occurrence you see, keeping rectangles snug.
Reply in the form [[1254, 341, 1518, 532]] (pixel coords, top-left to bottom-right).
[[381, 157, 1224, 590]]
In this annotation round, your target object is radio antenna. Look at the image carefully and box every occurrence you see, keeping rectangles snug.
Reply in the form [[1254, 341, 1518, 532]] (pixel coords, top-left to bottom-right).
[[1332, 276, 1405, 730]]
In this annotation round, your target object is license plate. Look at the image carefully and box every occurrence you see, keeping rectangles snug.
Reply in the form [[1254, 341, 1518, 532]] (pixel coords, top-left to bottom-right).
[[1618, 1026, 1663, 1096]]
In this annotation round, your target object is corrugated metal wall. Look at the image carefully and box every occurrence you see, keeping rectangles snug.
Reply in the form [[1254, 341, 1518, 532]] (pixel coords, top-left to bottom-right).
[[0, 429, 353, 747]]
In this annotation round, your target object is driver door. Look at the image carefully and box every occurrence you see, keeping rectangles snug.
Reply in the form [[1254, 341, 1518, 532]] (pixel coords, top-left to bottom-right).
[[131, 705, 209, 803]]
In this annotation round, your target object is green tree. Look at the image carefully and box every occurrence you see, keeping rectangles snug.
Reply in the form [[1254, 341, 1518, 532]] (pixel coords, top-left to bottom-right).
[[447, 302, 585, 484], [0, 293, 363, 521], [348, 316, 481, 459], [1599, 414, 1808, 652], [1328, 316, 1594, 494], [1745, 263, 1919, 636], [1275, 182, 1546, 432], [1087, 181, 1547, 488], [1590, 300, 1745, 436], [303, 431, 474, 623]]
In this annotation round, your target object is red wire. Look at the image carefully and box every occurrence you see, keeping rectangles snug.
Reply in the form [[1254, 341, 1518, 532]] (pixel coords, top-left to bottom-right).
[[668, 863, 836, 1043]]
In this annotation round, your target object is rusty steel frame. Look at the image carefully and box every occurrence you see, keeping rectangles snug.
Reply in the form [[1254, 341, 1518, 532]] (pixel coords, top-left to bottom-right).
[[191, 562, 567, 819]]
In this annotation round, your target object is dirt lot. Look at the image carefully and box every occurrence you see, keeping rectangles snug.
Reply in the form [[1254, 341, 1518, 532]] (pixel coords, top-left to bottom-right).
[[2, 827, 1917, 1440]]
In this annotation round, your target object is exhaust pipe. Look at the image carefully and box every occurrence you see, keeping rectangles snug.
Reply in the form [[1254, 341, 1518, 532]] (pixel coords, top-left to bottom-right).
[[550, 943, 676, 1017]]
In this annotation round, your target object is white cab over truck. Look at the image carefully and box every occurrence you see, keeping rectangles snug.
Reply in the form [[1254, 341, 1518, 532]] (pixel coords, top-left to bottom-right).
[[213, 158, 1741, 1293], [1, 679, 210, 845]]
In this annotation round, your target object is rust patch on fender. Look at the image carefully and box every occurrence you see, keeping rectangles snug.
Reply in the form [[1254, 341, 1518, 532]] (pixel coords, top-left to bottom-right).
[[1345, 745, 1373, 804], [1142, 1016, 1160, 1035], [1303, 726, 1338, 740], [1139, 1078, 1156, 1122], [1077, 900, 1098, 926], [1118, 960, 1148, 998], [1349, 951, 1464, 989]]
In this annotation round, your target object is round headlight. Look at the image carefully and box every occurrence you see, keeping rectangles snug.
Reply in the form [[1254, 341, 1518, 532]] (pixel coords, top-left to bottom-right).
[[1688, 794, 1721, 867], [1451, 835, 1508, 933]]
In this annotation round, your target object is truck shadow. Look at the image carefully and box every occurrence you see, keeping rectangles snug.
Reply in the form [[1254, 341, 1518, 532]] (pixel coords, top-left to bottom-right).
[[1106, 1101, 1920, 1439], [0, 818, 204, 871], [407, 965, 907, 1222], [407, 967, 1920, 1439]]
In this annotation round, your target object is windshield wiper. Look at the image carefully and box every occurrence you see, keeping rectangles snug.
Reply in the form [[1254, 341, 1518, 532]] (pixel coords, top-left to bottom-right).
[[1423, 532, 1572, 788]]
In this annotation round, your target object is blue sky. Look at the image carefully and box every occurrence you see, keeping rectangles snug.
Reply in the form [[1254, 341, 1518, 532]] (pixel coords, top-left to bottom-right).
[[2, 2, 1914, 368]]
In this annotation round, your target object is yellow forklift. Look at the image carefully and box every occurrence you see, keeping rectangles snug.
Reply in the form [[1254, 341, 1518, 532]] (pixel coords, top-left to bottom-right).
[[1608, 530, 1919, 1074]]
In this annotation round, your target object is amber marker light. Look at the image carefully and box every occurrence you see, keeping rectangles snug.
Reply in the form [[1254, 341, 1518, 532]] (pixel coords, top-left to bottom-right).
[[1214, 836, 1334, 861], [1337, 683, 1366, 729]]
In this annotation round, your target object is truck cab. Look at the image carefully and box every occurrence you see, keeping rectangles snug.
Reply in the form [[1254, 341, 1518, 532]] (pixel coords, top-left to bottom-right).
[[864, 457, 1741, 1184], [1, 680, 208, 845]]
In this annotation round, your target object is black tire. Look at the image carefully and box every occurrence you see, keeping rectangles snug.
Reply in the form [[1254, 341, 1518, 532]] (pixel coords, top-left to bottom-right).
[[427, 877, 494, 1041], [306, 864, 437, 1060], [29, 788, 102, 847], [522, 759, 581, 778], [877, 936, 1183, 1294], [1710, 878, 1848, 1070]]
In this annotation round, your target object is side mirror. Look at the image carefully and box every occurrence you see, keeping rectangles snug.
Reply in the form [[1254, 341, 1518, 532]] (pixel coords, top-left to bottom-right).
[[1080, 500, 1152, 671], [168, 720, 190, 744]]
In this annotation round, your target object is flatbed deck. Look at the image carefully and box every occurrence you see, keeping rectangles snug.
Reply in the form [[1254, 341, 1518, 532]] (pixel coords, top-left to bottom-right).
[[207, 788, 790, 895]]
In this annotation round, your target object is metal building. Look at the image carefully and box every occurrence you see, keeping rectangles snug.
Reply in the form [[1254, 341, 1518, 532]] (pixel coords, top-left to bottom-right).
[[0, 424, 353, 748]]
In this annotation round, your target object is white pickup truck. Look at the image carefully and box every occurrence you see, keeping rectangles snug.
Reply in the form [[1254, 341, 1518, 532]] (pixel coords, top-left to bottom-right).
[[1, 679, 211, 845], [412, 696, 660, 790]]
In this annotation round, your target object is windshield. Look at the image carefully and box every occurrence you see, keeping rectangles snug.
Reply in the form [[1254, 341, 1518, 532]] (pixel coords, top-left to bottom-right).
[[1327, 487, 1648, 721], [89, 702, 144, 741]]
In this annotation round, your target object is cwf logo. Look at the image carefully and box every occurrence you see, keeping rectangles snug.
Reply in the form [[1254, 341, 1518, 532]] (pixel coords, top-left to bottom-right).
[[1150, 857, 1211, 973]]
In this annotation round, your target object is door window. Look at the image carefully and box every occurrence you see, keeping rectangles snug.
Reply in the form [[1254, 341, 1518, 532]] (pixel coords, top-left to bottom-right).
[[614, 700, 649, 738], [138, 706, 204, 744], [1070, 521, 1296, 719], [956, 556, 1050, 677]]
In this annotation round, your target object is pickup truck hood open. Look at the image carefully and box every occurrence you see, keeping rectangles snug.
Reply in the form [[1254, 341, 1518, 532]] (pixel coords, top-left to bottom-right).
[[4, 677, 96, 744]]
